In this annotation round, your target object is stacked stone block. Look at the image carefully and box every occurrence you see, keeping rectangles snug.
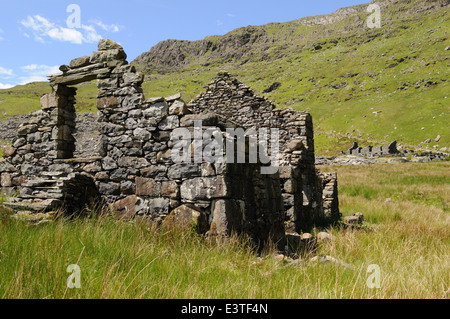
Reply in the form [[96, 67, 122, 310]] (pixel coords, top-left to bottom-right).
[[318, 172, 340, 223], [187, 72, 339, 231], [0, 39, 338, 248], [0, 82, 98, 213]]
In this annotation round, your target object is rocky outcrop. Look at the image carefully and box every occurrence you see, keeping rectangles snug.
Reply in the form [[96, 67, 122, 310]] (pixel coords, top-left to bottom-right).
[[133, 26, 270, 72], [133, 0, 449, 72]]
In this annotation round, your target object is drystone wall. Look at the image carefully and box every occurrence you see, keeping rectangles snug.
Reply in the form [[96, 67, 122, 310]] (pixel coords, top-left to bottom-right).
[[347, 141, 401, 156], [188, 73, 340, 230], [0, 39, 339, 248]]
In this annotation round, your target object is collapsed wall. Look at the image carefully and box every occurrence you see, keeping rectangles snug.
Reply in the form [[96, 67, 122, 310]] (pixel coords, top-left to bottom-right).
[[347, 141, 401, 156], [188, 73, 340, 230], [0, 39, 339, 247]]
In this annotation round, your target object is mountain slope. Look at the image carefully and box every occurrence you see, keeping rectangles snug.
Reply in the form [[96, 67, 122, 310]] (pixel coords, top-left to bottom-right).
[[1, 0, 448, 155], [133, 0, 450, 154]]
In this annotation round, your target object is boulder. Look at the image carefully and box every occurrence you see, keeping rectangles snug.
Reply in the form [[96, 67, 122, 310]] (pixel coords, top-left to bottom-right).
[[165, 93, 182, 102], [140, 165, 167, 178], [286, 140, 303, 152], [0, 159, 16, 172], [2, 146, 16, 158], [169, 100, 190, 115], [69, 56, 91, 69], [90, 49, 127, 64], [123, 72, 144, 85], [98, 39, 123, 51], [164, 204, 208, 233], [316, 232, 335, 242], [98, 182, 120, 195], [207, 199, 244, 237], [111, 195, 139, 219], [118, 156, 149, 169], [344, 212, 364, 225], [158, 115, 180, 130], [40, 93, 67, 110]]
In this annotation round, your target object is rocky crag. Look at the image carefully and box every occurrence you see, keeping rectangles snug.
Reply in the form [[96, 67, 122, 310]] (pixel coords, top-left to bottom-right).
[[132, 0, 449, 152]]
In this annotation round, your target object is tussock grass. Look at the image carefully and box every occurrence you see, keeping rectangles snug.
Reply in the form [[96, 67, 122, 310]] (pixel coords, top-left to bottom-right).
[[0, 162, 449, 299]]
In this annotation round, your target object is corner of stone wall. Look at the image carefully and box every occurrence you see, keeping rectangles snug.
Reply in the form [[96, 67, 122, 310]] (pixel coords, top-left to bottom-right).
[[317, 171, 340, 224]]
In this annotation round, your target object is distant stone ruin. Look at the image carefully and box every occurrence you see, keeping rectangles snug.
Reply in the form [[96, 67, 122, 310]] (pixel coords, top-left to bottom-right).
[[0, 39, 340, 249], [346, 141, 401, 156]]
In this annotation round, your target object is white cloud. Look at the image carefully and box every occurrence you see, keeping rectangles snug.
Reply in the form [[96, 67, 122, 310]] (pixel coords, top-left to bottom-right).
[[0, 83, 14, 89], [47, 27, 84, 44], [19, 64, 60, 84], [0, 64, 60, 88], [20, 76, 49, 84], [21, 64, 59, 72], [91, 20, 121, 33], [0, 66, 13, 76], [217, 19, 224, 26], [227, 13, 236, 18], [20, 15, 104, 44], [80, 25, 102, 43], [0, 28, 4, 41]]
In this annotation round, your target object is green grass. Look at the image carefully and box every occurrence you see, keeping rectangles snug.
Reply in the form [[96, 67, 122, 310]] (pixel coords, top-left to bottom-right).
[[0, 162, 448, 299], [0, 81, 97, 121], [0, 82, 50, 120]]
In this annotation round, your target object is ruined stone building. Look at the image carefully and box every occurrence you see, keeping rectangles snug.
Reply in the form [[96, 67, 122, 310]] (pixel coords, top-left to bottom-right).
[[0, 39, 340, 248]]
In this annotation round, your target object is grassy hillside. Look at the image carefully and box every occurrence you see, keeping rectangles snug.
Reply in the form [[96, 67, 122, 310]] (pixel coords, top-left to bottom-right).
[[0, 0, 448, 155], [1, 162, 448, 298], [0, 82, 50, 120], [0, 81, 99, 121], [134, 0, 450, 154]]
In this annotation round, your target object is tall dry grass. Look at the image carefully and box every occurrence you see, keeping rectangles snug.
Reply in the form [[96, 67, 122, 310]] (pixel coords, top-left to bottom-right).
[[0, 162, 448, 298]]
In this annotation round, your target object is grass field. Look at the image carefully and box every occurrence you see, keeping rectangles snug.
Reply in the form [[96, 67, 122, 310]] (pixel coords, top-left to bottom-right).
[[0, 161, 448, 299]]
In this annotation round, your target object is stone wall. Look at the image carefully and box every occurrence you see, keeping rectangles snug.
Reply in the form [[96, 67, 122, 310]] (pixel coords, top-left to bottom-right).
[[0, 39, 339, 248], [347, 141, 401, 156], [188, 72, 339, 231]]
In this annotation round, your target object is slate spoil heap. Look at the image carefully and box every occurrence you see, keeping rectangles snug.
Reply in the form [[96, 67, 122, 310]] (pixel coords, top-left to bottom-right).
[[0, 39, 340, 250]]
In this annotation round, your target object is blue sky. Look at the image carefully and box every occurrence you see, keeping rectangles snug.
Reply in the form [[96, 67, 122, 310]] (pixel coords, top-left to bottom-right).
[[0, 0, 370, 89]]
